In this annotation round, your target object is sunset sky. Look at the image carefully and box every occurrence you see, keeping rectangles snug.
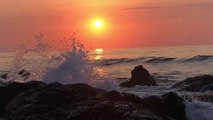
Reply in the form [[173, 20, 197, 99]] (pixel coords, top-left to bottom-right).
[[0, 0, 213, 51]]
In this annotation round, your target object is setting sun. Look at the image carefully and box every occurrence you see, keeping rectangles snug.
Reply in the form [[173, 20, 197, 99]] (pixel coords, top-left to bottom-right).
[[94, 20, 102, 28], [91, 19, 105, 31]]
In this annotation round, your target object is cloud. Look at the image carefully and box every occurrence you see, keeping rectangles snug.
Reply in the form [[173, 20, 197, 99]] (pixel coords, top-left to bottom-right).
[[123, 3, 213, 11], [124, 6, 165, 10]]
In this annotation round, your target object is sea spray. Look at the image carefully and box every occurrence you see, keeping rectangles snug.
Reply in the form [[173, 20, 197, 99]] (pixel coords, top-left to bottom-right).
[[1, 33, 116, 90], [42, 35, 117, 90], [8, 34, 50, 82], [43, 37, 93, 84]]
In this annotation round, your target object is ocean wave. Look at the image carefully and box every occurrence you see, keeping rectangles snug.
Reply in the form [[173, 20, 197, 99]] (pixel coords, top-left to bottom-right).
[[144, 57, 176, 63], [93, 55, 213, 66], [183, 55, 213, 62]]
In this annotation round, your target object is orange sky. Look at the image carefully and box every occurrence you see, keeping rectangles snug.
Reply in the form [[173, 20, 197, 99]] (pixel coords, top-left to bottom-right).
[[0, 0, 213, 51]]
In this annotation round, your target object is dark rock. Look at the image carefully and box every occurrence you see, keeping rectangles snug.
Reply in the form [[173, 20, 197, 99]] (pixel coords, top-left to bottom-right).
[[172, 75, 213, 92], [0, 73, 8, 80], [161, 92, 186, 120], [201, 84, 213, 92], [18, 69, 27, 75], [18, 69, 31, 80], [182, 94, 213, 103], [47, 82, 63, 87], [5, 84, 185, 120], [125, 110, 164, 120], [102, 90, 125, 101], [120, 65, 157, 87], [0, 81, 45, 115]]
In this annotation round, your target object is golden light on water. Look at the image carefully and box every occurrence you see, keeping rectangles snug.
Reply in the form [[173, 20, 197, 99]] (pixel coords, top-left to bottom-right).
[[95, 48, 103, 60], [95, 55, 103, 60], [95, 48, 103, 54]]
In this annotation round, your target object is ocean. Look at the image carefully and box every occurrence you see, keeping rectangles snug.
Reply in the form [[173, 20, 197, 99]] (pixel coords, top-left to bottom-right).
[[0, 45, 213, 120], [89, 45, 213, 82]]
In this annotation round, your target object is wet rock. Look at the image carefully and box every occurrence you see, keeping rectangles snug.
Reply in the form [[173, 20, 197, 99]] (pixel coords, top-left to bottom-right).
[[0, 81, 45, 115], [18, 69, 31, 80], [201, 84, 213, 92], [102, 90, 125, 101], [0, 73, 8, 80], [172, 75, 213, 92], [120, 65, 157, 87], [47, 82, 63, 88], [6, 84, 185, 120]]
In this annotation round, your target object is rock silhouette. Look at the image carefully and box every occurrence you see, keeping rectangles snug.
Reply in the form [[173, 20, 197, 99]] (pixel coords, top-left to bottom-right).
[[0, 81, 45, 115], [4, 83, 185, 120], [172, 75, 213, 92], [120, 65, 157, 87]]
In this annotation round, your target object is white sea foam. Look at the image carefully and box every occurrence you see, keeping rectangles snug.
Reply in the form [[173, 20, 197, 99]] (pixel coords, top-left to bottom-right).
[[185, 100, 213, 120], [118, 85, 173, 98]]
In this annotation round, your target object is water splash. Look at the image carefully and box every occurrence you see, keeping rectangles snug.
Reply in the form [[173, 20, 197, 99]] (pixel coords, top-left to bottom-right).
[[0, 33, 116, 90], [7, 34, 50, 82], [43, 36, 93, 84]]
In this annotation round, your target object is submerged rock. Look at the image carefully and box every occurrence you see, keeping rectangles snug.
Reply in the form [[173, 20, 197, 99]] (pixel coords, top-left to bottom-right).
[[0, 81, 45, 115], [172, 75, 213, 92], [5, 83, 185, 120], [120, 65, 157, 87]]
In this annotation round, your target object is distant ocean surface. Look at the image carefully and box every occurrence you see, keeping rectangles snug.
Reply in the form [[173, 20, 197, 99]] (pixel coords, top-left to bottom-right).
[[0, 45, 213, 84], [0, 45, 213, 120], [89, 45, 213, 84]]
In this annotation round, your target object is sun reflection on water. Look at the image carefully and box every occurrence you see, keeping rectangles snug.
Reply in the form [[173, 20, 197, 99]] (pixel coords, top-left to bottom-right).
[[95, 48, 103, 60], [95, 49, 103, 54]]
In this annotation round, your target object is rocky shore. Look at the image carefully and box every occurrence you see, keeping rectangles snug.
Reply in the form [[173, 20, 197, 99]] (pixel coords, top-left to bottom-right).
[[1, 81, 185, 120], [0, 65, 212, 120], [172, 75, 213, 92]]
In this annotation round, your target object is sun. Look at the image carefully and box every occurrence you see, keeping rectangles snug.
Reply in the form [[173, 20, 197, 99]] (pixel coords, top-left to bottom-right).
[[94, 20, 102, 28], [92, 19, 104, 30], [89, 18, 107, 34]]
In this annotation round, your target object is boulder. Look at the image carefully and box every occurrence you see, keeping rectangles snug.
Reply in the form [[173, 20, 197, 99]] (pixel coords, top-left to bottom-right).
[[6, 83, 185, 120], [120, 65, 157, 87], [172, 75, 213, 92], [0, 81, 45, 115]]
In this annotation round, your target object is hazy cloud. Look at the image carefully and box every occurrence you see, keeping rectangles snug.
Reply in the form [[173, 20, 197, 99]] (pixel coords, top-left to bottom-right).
[[124, 2, 213, 10]]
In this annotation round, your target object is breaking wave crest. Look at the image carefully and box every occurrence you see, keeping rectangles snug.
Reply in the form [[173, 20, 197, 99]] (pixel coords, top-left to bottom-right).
[[94, 55, 213, 66], [43, 36, 96, 85]]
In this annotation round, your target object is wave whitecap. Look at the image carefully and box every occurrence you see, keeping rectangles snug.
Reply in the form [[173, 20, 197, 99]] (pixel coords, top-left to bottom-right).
[[93, 55, 213, 66]]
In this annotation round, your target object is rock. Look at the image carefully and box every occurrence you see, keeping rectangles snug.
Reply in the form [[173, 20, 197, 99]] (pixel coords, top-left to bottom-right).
[[0, 81, 45, 116], [5, 84, 185, 120], [181, 92, 213, 103], [47, 82, 63, 88], [0, 73, 8, 80], [18, 69, 31, 80], [102, 90, 125, 101], [161, 92, 186, 120], [200, 84, 213, 92], [172, 75, 213, 92], [120, 65, 157, 87]]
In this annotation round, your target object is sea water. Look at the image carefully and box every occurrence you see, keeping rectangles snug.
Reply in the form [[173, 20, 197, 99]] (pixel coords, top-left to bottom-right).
[[0, 43, 213, 120]]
